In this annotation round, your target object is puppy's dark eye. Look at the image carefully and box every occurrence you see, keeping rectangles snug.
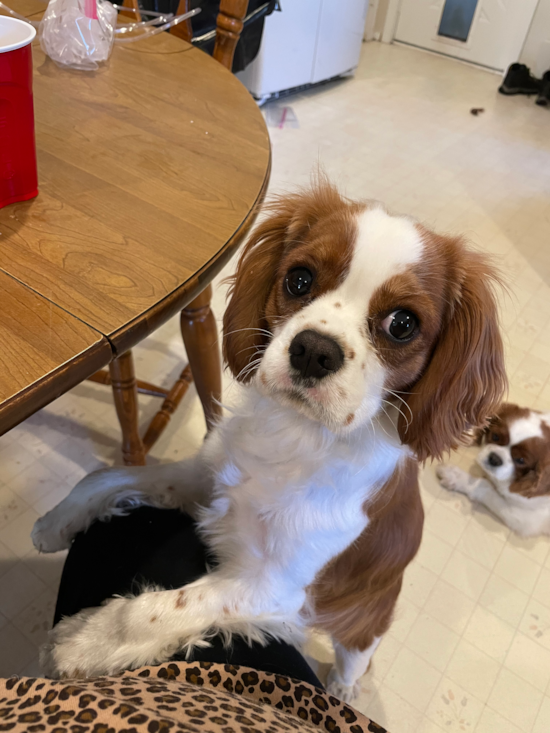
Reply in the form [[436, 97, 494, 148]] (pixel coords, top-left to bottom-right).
[[514, 456, 526, 466], [286, 267, 313, 297], [490, 433, 500, 443], [381, 310, 418, 341]]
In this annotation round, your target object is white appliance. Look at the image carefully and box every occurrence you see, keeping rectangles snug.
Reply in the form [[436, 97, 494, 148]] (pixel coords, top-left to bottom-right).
[[237, 0, 369, 103]]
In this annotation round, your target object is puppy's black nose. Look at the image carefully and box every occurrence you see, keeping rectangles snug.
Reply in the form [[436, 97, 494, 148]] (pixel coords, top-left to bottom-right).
[[487, 452, 503, 467], [289, 329, 344, 380]]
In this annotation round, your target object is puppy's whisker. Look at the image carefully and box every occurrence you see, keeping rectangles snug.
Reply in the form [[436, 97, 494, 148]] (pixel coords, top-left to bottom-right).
[[381, 398, 410, 432], [238, 358, 262, 376], [237, 362, 263, 382], [374, 407, 393, 441], [235, 344, 269, 357], [214, 326, 272, 350], [386, 390, 414, 425], [223, 327, 274, 339], [235, 357, 263, 382]]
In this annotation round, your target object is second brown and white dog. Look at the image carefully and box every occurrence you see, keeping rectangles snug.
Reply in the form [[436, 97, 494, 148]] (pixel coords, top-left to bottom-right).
[[438, 403, 550, 537], [32, 180, 506, 699]]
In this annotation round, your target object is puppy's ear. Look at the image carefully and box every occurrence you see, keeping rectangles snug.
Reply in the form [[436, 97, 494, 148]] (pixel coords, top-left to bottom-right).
[[223, 182, 346, 381], [472, 426, 487, 447], [514, 462, 550, 498], [472, 409, 501, 446], [475, 403, 522, 445], [400, 240, 507, 462], [534, 462, 550, 496]]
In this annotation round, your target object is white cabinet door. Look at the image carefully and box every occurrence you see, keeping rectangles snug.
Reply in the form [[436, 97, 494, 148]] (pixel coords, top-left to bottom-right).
[[237, 1, 321, 97], [395, 0, 539, 72], [312, 0, 369, 83]]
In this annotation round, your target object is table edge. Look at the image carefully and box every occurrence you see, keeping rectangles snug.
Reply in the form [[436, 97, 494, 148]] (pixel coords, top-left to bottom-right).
[[0, 335, 113, 436]]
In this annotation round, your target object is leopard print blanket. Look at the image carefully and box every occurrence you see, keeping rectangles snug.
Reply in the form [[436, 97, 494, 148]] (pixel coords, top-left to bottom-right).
[[0, 660, 387, 733]]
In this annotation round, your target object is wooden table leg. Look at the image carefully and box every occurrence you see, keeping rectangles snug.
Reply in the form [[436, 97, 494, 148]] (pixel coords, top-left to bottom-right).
[[109, 350, 147, 466], [180, 284, 222, 431]]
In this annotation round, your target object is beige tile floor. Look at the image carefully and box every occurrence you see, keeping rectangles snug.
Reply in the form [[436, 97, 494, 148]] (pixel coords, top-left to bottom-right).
[[1, 40, 550, 732]]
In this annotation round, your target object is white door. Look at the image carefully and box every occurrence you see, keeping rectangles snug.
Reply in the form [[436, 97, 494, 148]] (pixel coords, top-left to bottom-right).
[[394, 0, 539, 72]]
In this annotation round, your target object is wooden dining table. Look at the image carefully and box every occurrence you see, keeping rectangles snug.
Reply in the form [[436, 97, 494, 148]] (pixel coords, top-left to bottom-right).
[[0, 5, 271, 443]]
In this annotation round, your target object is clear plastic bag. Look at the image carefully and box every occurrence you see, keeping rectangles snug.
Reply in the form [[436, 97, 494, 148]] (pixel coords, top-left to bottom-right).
[[39, 0, 200, 69], [40, 0, 117, 70], [114, 8, 200, 44], [265, 105, 300, 129]]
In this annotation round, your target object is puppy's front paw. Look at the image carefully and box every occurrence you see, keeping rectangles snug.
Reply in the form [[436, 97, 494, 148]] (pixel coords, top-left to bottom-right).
[[326, 667, 362, 703], [40, 596, 180, 678], [32, 512, 74, 553], [39, 597, 143, 678], [436, 465, 471, 496], [40, 607, 103, 678]]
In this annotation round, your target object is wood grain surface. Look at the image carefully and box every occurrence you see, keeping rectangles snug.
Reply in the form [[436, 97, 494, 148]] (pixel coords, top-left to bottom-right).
[[1, 0, 45, 19], [0, 271, 111, 434], [0, 31, 270, 351], [0, 13, 270, 433]]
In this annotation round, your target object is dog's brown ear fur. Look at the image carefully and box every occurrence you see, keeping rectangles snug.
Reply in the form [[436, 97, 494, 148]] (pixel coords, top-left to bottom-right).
[[512, 462, 550, 498], [474, 403, 527, 446], [472, 426, 488, 447], [400, 237, 507, 462], [533, 462, 550, 496], [223, 182, 348, 380]]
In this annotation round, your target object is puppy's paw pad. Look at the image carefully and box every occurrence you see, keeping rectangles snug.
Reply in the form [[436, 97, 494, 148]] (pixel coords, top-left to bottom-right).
[[326, 669, 362, 703], [435, 465, 465, 493]]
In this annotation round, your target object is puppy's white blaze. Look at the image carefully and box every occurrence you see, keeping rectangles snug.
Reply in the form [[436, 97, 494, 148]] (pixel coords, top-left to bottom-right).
[[477, 444, 515, 483], [258, 208, 426, 432], [298, 208, 424, 429], [341, 207, 424, 305], [509, 414, 544, 445]]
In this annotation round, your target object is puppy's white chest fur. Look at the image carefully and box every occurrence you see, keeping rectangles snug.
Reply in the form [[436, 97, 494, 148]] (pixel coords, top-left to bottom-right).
[[200, 388, 405, 612]]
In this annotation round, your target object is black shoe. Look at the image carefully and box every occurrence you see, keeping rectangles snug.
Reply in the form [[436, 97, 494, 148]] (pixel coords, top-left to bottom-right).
[[499, 63, 541, 95], [536, 70, 550, 106]]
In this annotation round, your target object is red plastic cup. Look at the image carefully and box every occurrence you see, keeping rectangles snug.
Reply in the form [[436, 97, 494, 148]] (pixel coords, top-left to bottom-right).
[[0, 17, 38, 209]]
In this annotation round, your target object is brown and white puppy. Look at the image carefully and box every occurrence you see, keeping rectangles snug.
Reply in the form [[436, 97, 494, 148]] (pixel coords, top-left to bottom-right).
[[33, 181, 506, 699], [438, 403, 550, 537]]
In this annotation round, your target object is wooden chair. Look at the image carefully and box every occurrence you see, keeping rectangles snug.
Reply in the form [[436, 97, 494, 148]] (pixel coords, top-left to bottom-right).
[[89, 0, 250, 465], [120, 0, 250, 71]]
